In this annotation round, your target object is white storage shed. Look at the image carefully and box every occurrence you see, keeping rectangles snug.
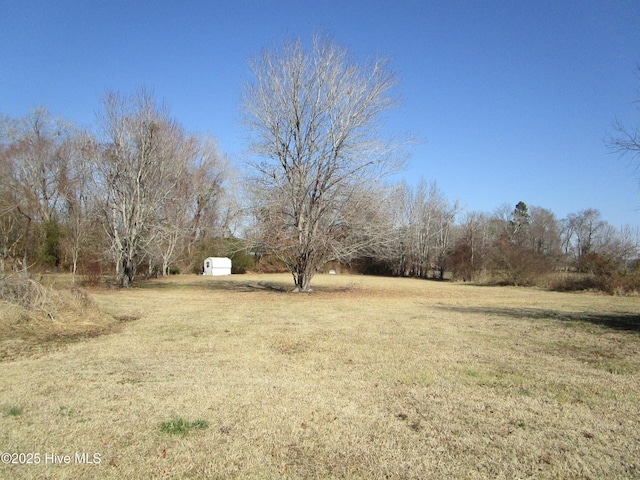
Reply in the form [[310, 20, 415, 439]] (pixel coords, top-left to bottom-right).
[[203, 257, 232, 276]]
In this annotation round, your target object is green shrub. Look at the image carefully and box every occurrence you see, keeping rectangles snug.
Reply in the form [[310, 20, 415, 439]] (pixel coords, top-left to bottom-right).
[[40, 220, 63, 268]]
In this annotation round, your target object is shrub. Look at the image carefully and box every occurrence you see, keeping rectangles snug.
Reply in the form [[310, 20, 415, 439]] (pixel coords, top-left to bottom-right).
[[230, 250, 254, 274], [78, 258, 103, 287], [39, 220, 63, 268], [0, 275, 52, 310], [252, 254, 288, 273], [548, 270, 640, 295], [489, 240, 550, 286]]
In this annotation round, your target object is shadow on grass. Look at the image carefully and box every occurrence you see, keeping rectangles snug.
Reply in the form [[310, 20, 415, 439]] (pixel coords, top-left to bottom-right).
[[202, 280, 292, 293], [135, 278, 291, 292], [134, 278, 356, 294], [436, 306, 640, 333]]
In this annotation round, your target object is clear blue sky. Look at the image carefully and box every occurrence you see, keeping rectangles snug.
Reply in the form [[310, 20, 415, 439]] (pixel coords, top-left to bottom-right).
[[2, 0, 639, 228]]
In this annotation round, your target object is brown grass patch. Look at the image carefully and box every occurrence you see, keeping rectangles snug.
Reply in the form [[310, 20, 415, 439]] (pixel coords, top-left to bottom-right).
[[0, 276, 128, 361], [0, 273, 638, 478]]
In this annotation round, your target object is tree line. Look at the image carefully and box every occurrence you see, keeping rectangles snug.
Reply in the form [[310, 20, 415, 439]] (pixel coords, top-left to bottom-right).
[[1, 36, 639, 292], [0, 91, 234, 287]]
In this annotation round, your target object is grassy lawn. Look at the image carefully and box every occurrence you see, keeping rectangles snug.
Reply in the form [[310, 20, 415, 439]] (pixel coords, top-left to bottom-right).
[[1, 273, 639, 479]]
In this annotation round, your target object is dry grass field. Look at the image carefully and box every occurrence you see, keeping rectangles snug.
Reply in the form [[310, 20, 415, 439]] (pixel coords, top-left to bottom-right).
[[1, 273, 639, 479]]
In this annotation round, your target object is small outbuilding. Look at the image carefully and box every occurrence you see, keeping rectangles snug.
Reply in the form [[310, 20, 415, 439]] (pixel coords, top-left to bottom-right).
[[203, 257, 232, 276]]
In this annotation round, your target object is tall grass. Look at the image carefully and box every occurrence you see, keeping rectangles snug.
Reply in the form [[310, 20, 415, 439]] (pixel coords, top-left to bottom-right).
[[0, 275, 120, 361]]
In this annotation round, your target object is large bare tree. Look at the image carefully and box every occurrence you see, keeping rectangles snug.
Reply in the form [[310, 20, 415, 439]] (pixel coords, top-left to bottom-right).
[[96, 90, 230, 285], [243, 37, 403, 291], [95, 89, 195, 287]]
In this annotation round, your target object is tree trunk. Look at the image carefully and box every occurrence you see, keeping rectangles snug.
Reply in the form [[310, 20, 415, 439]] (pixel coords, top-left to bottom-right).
[[292, 267, 314, 292], [120, 257, 134, 287]]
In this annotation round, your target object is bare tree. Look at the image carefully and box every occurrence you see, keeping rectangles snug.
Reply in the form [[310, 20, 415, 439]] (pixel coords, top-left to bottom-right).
[[242, 36, 403, 291], [609, 67, 640, 158], [528, 206, 562, 258], [450, 211, 492, 281], [562, 209, 639, 276], [58, 131, 99, 283], [610, 118, 640, 160], [147, 134, 229, 276], [3, 108, 73, 224], [0, 108, 76, 272], [608, 66, 640, 187], [95, 89, 194, 287], [184, 135, 232, 246], [0, 165, 26, 274], [562, 209, 606, 271], [391, 180, 459, 278]]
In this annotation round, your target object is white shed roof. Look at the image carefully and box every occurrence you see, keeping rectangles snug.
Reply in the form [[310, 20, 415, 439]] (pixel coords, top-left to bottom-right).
[[205, 257, 232, 267]]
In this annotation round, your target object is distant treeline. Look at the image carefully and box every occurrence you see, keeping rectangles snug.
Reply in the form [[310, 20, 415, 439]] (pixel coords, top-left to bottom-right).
[[2, 99, 638, 293]]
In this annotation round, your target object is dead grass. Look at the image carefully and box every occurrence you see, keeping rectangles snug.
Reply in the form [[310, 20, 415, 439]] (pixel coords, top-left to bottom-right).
[[0, 276, 125, 361], [0, 273, 639, 479]]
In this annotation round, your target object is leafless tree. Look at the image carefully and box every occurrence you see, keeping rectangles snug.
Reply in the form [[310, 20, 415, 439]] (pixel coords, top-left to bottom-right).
[[58, 131, 100, 283], [528, 206, 562, 258], [609, 67, 640, 158], [391, 180, 459, 278], [147, 134, 230, 276], [449, 211, 492, 281], [242, 36, 404, 291], [608, 66, 640, 190], [561, 209, 606, 271], [184, 135, 233, 245], [95, 89, 196, 287], [610, 118, 640, 161], [0, 108, 76, 273], [562, 209, 639, 275], [2, 108, 73, 223], [0, 166, 26, 274]]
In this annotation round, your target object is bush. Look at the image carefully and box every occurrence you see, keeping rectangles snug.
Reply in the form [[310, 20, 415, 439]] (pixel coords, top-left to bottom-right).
[[489, 240, 550, 286], [230, 250, 254, 274], [0, 276, 48, 309], [547, 273, 601, 292], [39, 220, 63, 268], [548, 270, 640, 295], [78, 258, 103, 287], [252, 254, 288, 273]]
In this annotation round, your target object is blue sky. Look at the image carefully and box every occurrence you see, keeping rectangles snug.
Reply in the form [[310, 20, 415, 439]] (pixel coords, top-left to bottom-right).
[[1, 0, 639, 228]]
